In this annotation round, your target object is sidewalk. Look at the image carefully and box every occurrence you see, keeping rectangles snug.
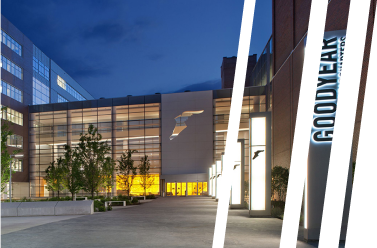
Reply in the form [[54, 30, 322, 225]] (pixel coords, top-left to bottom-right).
[[1, 197, 342, 248]]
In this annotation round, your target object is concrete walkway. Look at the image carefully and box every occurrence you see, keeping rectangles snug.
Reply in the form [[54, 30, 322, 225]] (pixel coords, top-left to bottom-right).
[[1, 197, 342, 248]]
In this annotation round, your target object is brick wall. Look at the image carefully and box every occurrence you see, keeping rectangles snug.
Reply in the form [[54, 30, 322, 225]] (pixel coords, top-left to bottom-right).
[[272, 0, 376, 168], [221, 54, 257, 89]]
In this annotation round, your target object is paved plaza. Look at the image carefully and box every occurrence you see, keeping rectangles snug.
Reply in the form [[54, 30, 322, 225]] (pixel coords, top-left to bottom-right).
[[1, 197, 342, 248]]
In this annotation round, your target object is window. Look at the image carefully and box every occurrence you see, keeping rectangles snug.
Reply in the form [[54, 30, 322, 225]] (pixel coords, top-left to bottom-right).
[[1, 80, 23, 103], [12, 159, 23, 172], [1, 106, 23, 126], [57, 94, 68, 103], [1, 55, 22, 79], [33, 77, 50, 105], [57, 75, 85, 101], [7, 134, 23, 148], [33, 57, 49, 81], [1, 30, 22, 56]]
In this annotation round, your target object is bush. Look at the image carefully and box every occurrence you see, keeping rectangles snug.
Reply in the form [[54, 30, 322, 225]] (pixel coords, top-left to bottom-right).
[[21, 197, 32, 202], [94, 200, 105, 212], [131, 198, 139, 204], [107, 205, 112, 211], [126, 200, 131, 205], [271, 200, 285, 210], [271, 207, 284, 219], [271, 166, 289, 201], [64, 196, 71, 201], [146, 195, 155, 199]]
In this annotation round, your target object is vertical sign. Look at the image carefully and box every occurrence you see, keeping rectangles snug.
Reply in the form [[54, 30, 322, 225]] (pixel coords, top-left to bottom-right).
[[249, 112, 271, 216], [306, 30, 353, 241]]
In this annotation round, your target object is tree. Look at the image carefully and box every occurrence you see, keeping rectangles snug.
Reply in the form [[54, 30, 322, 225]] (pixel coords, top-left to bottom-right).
[[76, 124, 112, 199], [271, 166, 289, 201], [44, 158, 64, 198], [102, 156, 116, 198], [1, 110, 22, 195], [61, 145, 82, 200], [117, 150, 137, 196], [138, 155, 154, 196]]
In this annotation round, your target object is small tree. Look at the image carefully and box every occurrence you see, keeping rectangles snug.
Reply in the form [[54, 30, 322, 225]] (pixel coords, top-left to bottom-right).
[[138, 155, 154, 196], [102, 156, 116, 198], [271, 166, 289, 201], [117, 150, 137, 196], [1, 112, 22, 195], [61, 145, 82, 200], [44, 159, 64, 198], [77, 124, 112, 199]]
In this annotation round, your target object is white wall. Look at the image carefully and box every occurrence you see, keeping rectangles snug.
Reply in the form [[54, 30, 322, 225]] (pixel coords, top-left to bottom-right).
[[161, 91, 213, 176]]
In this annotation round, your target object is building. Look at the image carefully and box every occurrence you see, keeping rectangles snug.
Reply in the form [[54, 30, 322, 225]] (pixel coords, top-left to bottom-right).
[[4, 0, 368, 241], [28, 86, 268, 201], [221, 54, 257, 89], [1, 15, 94, 199]]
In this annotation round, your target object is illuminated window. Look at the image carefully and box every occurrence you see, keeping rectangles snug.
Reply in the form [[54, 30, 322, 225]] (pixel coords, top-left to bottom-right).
[[1, 80, 23, 103], [33, 45, 49, 81], [7, 134, 23, 148], [12, 159, 23, 172], [57, 75, 85, 101], [1, 55, 22, 79], [1, 106, 23, 126], [1, 30, 22, 56], [116, 175, 160, 195]]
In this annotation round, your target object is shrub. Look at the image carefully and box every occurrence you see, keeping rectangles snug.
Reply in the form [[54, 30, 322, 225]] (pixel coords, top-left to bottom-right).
[[94, 200, 105, 212], [146, 195, 155, 199], [21, 197, 32, 202], [131, 198, 139, 204], [64, 196, 71, 201], [126, 200, 131, 205], [271, 207, 284, 219], [107, 205, 112, 211], [271, 166, 289, 201]]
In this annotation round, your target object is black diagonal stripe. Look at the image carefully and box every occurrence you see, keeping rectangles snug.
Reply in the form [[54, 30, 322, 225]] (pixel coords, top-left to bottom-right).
[[213, 0, 255, 248], [319, 0, 370, 247], [280, 0, 327, 248]]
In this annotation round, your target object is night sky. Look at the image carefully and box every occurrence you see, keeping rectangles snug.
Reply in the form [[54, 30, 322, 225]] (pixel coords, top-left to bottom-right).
[[2, 0, 272, 99]]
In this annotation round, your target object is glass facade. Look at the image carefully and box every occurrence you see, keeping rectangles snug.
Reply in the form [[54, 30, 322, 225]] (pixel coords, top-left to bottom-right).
[[213, 87, 267, 207], [12, 159, 23, 172], [250, 36, 273, 87], [57, 75, 85, 101], [57, 94, 68, 103], [29, 101, 161, 197], [166, 182, 208, 196], [1, 80, 23, 103], [7, 134, 23, 148], [1, 106, 23, 126], [1, 55, 22, 79], [33, 77, 50, 105], [1, 30, 22, 56], [33, 46, 50, 81]]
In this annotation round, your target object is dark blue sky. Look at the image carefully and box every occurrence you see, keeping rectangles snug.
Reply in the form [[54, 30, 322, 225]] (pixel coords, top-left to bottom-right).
[[2, 0, 272, 99]]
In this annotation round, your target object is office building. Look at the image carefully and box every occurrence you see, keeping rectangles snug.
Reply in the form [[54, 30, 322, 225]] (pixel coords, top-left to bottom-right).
[[1, 15, 94, 198]]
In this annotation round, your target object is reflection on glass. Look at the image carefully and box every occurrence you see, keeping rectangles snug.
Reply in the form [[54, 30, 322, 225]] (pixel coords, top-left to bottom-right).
[[193, 183, 198, 195], [182, 182, 186, 196], [171, 183, 176, 196], [177, 182, 182, 196], [198, 182, 203, 195]]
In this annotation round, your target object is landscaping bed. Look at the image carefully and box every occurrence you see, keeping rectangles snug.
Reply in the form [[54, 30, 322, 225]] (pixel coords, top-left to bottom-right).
[[271, 201, 304, 226], [2, 194, 156, 212]]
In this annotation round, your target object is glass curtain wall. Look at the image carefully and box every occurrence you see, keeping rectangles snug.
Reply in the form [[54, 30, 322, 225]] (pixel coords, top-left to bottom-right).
[[213, 91, 266, 208], [30, 103, 161, 197]]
